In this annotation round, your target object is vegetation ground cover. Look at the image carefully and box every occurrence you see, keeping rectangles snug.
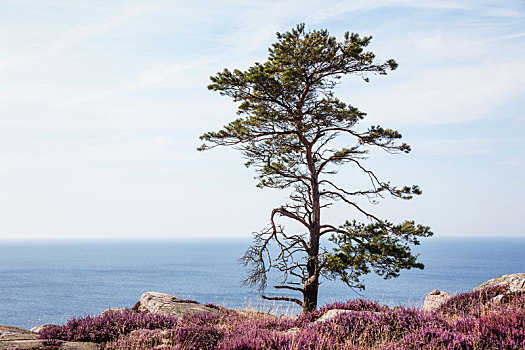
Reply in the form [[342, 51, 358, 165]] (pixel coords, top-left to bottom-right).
[[40, 286, 525, 349]]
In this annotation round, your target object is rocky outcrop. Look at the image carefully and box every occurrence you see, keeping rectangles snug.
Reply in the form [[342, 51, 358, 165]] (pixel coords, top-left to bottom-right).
[[423, 289, 453, 312], [474, 273, 525, 304], [0, 325, 97, 349], [314, 309, 381, 324], [30, 323, 56, 333], [101, 307, 128, 316], [473, 273, 525, 293], [133, 291, 220, 317], [235, 308, 275, 318], [422, 273, 525, 311]]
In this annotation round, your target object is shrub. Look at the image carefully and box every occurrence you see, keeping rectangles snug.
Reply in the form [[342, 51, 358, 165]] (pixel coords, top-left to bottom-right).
[[437, 285, 508, 318], [40, 310, 178, 343], [296, 298, 386, 325], [393, 324, 474, 350], [456, 308, 525, 349], [169, 325, 223, 349], [40, 294, 525, 350], [216, 328, 287, 350], [301, 307, 441, 347], [104, 329, 164, 350]]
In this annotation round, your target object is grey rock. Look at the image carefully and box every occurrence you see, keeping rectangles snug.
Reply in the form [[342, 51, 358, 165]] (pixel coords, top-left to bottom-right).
[[491, 294, 504, 303], [423, 290, 453, 312], [235, 309, 275, 318], [30, 323, 56, 333], [422, 273, 525, 312], [101, 307, 128, 316], [0, 325, 97, 349], [61, 342, 99, 349], [134, 291, 220, 317], [473, 273, 525, 293], [473, 273, 525, 305], [314, 309, 381, 323], [0, 325, 36, 341], [283, 327, 300, 335]]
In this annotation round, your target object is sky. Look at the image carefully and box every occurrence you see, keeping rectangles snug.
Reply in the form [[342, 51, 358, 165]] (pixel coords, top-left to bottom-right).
[[0, 0, 524, 240]]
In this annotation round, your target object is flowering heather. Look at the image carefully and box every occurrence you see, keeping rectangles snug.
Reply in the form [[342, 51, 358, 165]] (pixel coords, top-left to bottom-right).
[[437, 285, 509, 318], [296, 306, 442, 348], [39, 309, 178, 343], [105, 326, 224, 350], [104, 329, 164, 350], [40, 291, 525, 350], [455, 308, 525, 349], [392, 323, 474, 350], [296, 298, 386, 325], [183, 308, 296, 332]]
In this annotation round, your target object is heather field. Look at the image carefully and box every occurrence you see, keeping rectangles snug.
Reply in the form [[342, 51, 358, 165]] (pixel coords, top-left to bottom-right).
[[39, 286, 525, 350]]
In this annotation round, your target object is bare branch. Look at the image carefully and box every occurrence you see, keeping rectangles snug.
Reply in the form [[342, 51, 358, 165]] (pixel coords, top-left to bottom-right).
[[273, 285, 305, 293], [261, 295, 304, 307], [320, 190, 381, 222], [273, 207, 311, 232]]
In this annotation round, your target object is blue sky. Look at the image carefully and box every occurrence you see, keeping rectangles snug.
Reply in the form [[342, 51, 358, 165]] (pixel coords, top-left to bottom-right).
[[0, 0, 523, 239]]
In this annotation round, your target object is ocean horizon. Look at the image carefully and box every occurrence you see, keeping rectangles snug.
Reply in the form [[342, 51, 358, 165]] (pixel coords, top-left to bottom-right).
[[1, 236, 524, 329]]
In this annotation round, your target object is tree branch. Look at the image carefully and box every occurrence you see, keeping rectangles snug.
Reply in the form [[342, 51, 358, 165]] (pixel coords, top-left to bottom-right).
[[261, 295, 304, 307], [273, 207, 311, 232], [320, 190, 381, 222], [273, 285, 305, 293]]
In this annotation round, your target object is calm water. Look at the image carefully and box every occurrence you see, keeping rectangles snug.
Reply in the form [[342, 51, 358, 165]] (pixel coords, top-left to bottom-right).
[[1, 237, 524, 329]]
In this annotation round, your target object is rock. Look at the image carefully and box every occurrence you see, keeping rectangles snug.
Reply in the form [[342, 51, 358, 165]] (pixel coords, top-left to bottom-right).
[[30, 323, 56, 333], [423, 290, 453, 312], [314, 309, 381, 323], [0, 325, 97, 349], [101, 307, 128, 316], [473, 273, 525, 293], [491, 294, 504, 303], [421, 274, 525, 312], [133, 292, 220, 317], [283, 327, 300, 335], [0, 325, 36, 341], [316, 309, 352, 323], [235, 309, 276, 318], [473, 273, 525, 304], [61, 342, 99, 349]]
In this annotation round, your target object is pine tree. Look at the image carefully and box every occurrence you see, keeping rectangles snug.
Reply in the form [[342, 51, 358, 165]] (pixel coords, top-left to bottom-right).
[[199, 24, 432, 313]]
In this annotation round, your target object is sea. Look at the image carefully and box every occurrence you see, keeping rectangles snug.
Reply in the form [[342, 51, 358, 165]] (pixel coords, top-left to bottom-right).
[[1, 236, 524, 329]]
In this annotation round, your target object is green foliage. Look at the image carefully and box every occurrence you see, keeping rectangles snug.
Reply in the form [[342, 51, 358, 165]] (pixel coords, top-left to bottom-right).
[[324, 221, 432, 289], [199, 23, 406, 190]]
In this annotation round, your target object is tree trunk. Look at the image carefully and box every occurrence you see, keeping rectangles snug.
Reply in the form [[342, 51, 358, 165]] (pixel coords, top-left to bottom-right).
[[303, 252, 319, 313], [304, 143, 321, 313]]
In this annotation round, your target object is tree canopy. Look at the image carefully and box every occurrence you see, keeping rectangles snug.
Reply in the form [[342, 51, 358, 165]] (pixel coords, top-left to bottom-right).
[[199, 24, 432, 313]]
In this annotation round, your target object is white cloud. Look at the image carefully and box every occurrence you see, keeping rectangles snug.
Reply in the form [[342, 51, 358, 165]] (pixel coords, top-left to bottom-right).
[[312, 0, 471, 21], [0, 2, 161, 69], [357, 59, 525, 125], [484, 8, 525, 18], [49, 3, 160, 49], [412, 137, 522, 156], [340, 18, 525, 125], [57, 59, 214, 108]]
